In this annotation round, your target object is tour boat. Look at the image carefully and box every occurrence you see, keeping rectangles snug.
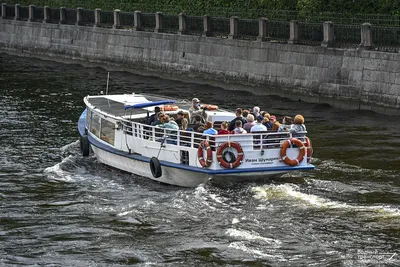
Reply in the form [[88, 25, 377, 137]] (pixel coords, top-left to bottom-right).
[[77, 93, 315, 187]]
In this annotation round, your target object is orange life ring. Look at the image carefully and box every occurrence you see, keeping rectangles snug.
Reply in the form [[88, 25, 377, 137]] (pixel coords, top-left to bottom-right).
[[160, 105, 179, 111], [200, 104, 219, 111], [280, 138, 306, 166], [216, 141, 244, 169], [305, 137, 313, 163], [198, 140, 213, 167]]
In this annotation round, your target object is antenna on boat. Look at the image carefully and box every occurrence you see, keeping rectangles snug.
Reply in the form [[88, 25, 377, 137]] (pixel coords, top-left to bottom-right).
[[106, 72, 110, 95]]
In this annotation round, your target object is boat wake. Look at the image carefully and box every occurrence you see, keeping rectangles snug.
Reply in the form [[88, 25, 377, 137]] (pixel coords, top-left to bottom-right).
[[316, 159, 400, 181], [252, 183, 400, 218], [43, 155, 89, 182], [60, 140, 80, 154]]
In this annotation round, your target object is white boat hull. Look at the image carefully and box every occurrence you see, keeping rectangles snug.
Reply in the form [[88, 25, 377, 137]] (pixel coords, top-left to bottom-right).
[[78, 94, 315, 187], [91, 145, 293, 187]]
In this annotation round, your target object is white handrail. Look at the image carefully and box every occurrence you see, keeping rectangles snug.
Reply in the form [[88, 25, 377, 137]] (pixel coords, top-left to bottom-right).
[[88, 105, 308, 151]]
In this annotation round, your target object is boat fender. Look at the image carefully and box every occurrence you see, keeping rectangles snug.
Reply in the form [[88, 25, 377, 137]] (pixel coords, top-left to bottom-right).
[[280, 138, 305, 166], [150, 157, 162, 178], [80, 134, 90, 157], [200, 104, 219, 111], [216, 141, 244, 169], [160, 105, 179, 111]]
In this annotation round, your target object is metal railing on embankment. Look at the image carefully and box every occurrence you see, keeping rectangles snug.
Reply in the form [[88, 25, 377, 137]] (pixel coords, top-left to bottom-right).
[[1, 3, 399, 53]]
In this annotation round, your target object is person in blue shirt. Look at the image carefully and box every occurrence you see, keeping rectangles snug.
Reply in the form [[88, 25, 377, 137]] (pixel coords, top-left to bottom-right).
[[202, 121, 218, 135]]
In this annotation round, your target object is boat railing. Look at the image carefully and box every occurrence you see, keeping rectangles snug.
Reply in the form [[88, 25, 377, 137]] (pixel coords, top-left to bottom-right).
[[121, 120, 307, 151]]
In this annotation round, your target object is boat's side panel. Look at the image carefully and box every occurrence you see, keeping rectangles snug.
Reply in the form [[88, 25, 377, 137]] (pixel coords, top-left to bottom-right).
[[91, 145, 293, 187], [91, 146, 210, 187]]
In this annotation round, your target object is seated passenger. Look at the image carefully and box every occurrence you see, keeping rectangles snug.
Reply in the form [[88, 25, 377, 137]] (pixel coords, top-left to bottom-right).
[[169, 117, 179, 127], [157, 115, 179, 130], [192, 115, 205, 132], [272, 121, 280, 131], [233, 120, 247, 134], [243, 114, 256, 132], [242, 109, 249, 120], [250, 115, 268, 132], [251, 106, 260, 118], [263, 113, 273, 129], [157, 115, 179, 144], [175, 110, 184, 128], [270, 115, 277, 123], [218, 121, 230, 135], [151, 112, 165, 126], [289, 114, 306, 133], [228, 108, 247, 131], [278, 116, 294, 132], [181, 118, 190, 131], [202, 121, 218, 135], [148, 106, 161, 125]]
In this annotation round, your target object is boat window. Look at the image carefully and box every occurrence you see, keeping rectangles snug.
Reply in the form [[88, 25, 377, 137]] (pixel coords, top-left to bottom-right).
[[100, 119, 115, 145], [86, 109, 91, 129], [180, 150, 189, 165], [91, 113, 100, 138]]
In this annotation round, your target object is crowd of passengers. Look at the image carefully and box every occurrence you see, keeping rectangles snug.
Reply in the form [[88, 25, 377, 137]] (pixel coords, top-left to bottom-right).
[[146, 98, 306, 135]]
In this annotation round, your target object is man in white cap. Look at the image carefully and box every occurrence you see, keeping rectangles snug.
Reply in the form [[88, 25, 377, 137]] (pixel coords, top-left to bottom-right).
[[189, 97, 207, 123]]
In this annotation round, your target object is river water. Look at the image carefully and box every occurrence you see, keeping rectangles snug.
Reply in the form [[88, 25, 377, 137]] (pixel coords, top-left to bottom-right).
[[0, 53, 399, 266]]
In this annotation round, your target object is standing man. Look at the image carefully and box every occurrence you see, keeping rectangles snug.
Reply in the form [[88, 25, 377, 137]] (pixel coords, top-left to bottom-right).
[[228, 108, 247, 131], [189, 98, 207, 123], [148, 106, 161, 125]]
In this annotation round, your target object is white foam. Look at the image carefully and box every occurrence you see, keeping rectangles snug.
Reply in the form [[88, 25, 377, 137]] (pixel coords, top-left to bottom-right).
[[226, 228, 281, 245], [44, 155, 82, 182], [232, 218, 240, 224], [252, 184, 400, 217], [228, 242, 283, 259], [60, 140, 80, 153]]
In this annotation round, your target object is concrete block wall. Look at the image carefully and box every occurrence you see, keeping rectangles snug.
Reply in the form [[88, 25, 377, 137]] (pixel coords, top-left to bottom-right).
[[0, 19, 399, 114]]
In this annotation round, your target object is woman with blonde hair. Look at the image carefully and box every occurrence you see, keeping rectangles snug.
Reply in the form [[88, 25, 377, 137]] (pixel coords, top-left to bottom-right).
[[243, 114, 256, 132], [218, 121, 230, 135], [290, 114, 306, 133], [272, 121, 281, 131], [263, 113, 273, 129]]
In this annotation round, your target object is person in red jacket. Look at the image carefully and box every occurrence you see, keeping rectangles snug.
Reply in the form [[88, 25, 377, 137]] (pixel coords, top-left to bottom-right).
[[218, 121, 230, 135]]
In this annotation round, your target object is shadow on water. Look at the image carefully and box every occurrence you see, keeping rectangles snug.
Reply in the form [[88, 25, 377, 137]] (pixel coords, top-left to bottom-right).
[[0, 53, 399, 266]]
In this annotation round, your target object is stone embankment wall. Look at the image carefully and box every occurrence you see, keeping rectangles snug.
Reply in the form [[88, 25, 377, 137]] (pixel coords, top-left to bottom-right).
[[0, 19, 399, 114]]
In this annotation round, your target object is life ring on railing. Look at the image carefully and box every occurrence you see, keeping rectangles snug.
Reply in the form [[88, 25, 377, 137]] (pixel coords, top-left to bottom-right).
[[198, 140, 213, 167], [160, 105, 179, 111], [305, 137, 313, 163], [216, 141, 244, 169], [280, 138, 306, 166], [201, 104, 219, 111]]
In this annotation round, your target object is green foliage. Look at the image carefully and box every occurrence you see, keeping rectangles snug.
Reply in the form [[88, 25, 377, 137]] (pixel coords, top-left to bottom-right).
[[4, 0, 400, 23]]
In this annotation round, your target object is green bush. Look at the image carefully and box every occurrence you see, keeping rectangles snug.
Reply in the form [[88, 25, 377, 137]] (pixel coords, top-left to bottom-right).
[[4, 0, 400, 23]]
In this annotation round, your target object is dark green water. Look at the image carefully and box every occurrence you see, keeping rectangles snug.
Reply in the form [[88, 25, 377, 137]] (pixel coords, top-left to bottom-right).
[[0, 53, 399, 266]]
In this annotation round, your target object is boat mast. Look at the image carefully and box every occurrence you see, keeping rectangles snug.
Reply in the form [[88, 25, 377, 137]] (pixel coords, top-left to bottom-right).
[[106, 72, 110, 95]]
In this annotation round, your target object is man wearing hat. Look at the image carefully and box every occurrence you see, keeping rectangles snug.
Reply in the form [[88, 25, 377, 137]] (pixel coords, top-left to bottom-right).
[[189, 98, 207, 123]]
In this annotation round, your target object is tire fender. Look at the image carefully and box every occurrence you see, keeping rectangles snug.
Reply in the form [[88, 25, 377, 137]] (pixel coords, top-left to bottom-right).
[[80, 135, 90, 157], [150, 157, 162, 178]]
